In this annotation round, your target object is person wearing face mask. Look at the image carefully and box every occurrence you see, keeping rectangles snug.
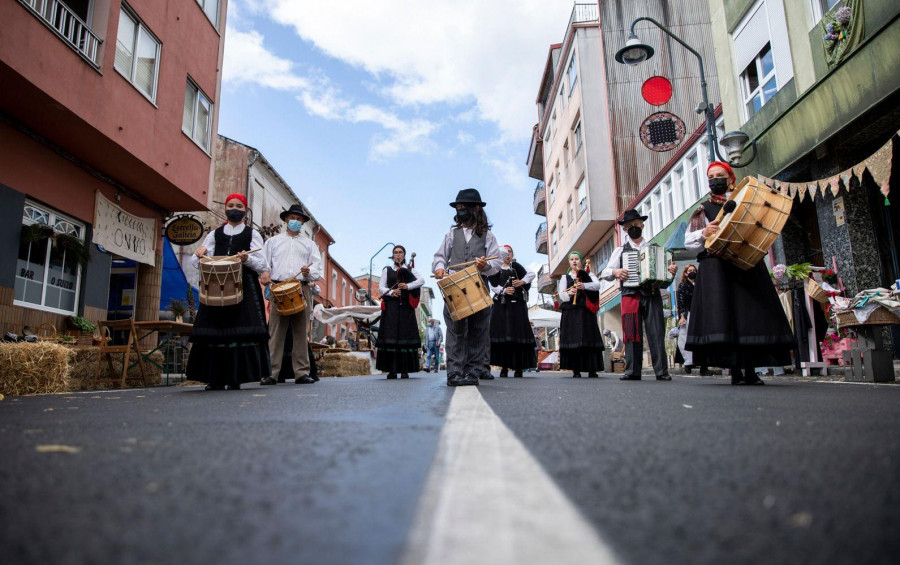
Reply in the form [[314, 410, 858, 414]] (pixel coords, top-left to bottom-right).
[[684, 161, 794, 385], [557, 251, 605, 378], [377, 245, 424, 379], [424, 319, 443, 373], [261, 204, 323, 386], [601, 209, 678, 381], [487, 245, 537, 378], [432, 188, 502, 386], [675, 264, 709, 375], [187, 193, 270, 390]]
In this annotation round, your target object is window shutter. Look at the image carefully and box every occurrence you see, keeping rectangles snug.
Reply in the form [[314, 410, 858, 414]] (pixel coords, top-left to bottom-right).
[[732, 0, 770, 74], [765, 0, 795, 87]]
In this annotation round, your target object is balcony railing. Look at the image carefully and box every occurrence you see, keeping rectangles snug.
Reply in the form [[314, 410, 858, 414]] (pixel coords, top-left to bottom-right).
[[568, 3, 599, 28], [533, 181, 546, 216], [535, 222, 548, 254], [18, 0, 102, 68]]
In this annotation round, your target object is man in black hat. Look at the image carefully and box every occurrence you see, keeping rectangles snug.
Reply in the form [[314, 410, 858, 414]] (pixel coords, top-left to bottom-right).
[[432, 188, 502, 386], [600, 209, 677, 381], [261, 204, 322, 385]]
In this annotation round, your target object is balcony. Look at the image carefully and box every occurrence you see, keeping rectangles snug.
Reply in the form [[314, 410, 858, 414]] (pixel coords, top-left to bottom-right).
[[535, 222, 548, 254], [526, 123, 544, 180], [18, 0, 102, 68], [536, 267, 556, 296], [533, 181, 546, 216], [567, 3, 599, 27]]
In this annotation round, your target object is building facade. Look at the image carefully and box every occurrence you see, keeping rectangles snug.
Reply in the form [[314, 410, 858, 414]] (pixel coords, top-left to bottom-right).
[[0, 0, 226, 334]]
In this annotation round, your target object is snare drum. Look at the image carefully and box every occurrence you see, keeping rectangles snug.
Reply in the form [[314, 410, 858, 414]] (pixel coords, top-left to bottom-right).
[[705, 176, 793, 270], [270, 280, 307, 316], [199, 256, 243, 306], [437, 265, 491, 321]]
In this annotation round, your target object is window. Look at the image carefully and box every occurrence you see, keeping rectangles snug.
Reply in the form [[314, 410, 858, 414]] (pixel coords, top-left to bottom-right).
[[593, 237, 616, 272], [183, 79, 213, 152], [548, 177, 555, 205], [676, 165, 690, 213], [573, 121, 583, 154], [551, 227, 558, 257], [740, 43, 777, 119], [651, 189, 663, 237], [342, 279, 347, 305], [114, 5, 160, 102], [689, 151, 703, 204], [551, 111, 557, 140], [544, 132, 552, 164], [196, 0, 219, 28], [15, 202, 85, 315], [564, 142, 570, 166], [663, 179, 676, 224], [577, 177, 587, 216], [332, 272, 337, 298], [809, 0, 840, 26], [567, 52, 578, 95], [558, 215, 565, 241], [558, 83, 566, 113], [568, 198, 574, 225]]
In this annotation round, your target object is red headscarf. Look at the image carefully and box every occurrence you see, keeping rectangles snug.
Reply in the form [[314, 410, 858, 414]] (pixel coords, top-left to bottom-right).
[[225, 193, 247, 207], [707, 161, 736, 183]]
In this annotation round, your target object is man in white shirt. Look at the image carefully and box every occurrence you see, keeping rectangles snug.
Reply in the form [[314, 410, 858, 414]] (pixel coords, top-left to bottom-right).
[[424, 319, 443, 372], [261, 204, 322, 385]]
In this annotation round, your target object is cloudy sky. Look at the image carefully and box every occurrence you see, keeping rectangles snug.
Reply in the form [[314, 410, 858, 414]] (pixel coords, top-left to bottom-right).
[[219, 0, 580, 310]]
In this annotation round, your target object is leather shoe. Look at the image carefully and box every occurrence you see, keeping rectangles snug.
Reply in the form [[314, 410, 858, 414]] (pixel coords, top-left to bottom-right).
[[744, 375, 765, 386], [514, 370, 523, 378], [447, 372, 464, 386], [573, 372, 582, 378], [260, 377, 277, 386], [619, 375, 641, 381], [588, 372, 599, 378], [499, 369, 509, 378], [226, 383, 241, 390], [461, 373, 480, 386], [401, 373, 409, 379], [295, 376, 315, 384], [479, 373, 494, 380], [204, 383, 225, 391], [387, 373, 398, 379], [656, 375, 672, 381]]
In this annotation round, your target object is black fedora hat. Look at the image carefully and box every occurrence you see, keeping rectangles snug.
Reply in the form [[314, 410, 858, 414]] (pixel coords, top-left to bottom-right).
[[449, 188, 486, 208], [280, 204, 311, 222], [617, 209, 648, 225]]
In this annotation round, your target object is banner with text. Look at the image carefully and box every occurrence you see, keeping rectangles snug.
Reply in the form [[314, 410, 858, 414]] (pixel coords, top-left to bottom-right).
[[93, 191, 157, 266]]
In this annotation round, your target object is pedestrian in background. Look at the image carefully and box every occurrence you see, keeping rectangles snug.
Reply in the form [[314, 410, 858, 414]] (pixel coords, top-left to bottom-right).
[[424, 319, 443, 372], [676, 264, 710, 376]]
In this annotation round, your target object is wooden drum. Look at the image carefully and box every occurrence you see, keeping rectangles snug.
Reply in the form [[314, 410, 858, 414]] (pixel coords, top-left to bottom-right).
[[199, 256, 243, 306], [437, 265, 491, 322], [271, 280, 307, 316], [705, 176, 793, 270]]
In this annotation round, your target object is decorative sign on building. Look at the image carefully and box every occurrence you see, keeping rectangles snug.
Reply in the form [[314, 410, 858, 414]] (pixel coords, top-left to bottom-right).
[[641, 76, 673, 106], [93, 191, 157, 266], [164, 215, 204, 245], [639, 111, 686, 152]]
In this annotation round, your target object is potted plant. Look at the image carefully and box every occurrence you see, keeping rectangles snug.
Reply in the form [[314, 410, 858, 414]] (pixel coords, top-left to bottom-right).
[[167, 298, 188, 323], [64, 316, 95, 346]]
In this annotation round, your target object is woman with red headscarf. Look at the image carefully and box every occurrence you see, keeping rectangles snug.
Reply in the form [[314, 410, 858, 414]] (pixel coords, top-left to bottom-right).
[[187, 193, 270, 390], [487, 245, 537, 377], [683, 162, 794, 385]]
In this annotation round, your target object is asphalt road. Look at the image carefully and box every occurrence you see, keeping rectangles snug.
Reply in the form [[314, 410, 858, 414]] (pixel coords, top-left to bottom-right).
[[1, 372, 898, 565]]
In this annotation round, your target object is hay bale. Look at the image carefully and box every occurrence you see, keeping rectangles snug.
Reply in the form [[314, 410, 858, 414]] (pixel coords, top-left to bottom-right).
[[0, 342, 74, 396], [67, 346, 163, 390], [318, 353, 371, 377], [337, 340, 350, 349]]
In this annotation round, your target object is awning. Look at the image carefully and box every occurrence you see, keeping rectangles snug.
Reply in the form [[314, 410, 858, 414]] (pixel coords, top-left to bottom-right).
[[597, 293, 621, 315], [159, 237, 199, 310], [529, 308, 561, 328]]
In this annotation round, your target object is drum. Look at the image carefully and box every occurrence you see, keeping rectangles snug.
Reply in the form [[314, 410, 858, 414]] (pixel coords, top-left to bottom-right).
[[271, 280, 307, 316], [437, 265, 491, 321], [199, 256, 243, 306], [705, 176, 793, 270]]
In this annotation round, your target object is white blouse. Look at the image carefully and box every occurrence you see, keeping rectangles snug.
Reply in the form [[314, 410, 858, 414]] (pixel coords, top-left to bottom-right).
[[556, 271, 601, 303], [379, 265, 425, 297], [190, 224, 267, 275]]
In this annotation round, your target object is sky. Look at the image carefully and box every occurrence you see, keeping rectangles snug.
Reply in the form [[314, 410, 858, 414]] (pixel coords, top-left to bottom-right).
[[218, 0, 580, 314]]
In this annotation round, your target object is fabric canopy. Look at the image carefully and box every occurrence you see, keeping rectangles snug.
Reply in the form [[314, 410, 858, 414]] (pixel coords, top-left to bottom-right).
[[159, 237, 199, 310], [528, 308, 561, 328], [312, 303, 382, 326]]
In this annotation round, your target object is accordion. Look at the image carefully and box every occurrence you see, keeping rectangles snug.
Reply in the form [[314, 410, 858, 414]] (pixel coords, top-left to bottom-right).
[[622, 244, 674, 288]]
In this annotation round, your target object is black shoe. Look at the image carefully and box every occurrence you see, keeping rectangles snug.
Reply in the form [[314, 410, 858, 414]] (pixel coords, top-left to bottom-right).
[[744, 375, 765, 386], [387, 373, 398, 380], [699, 369, 713, 376], [573, 372, 582, 378], [401, 373, 409, 379], [514, 370, 523, 378], [295, 376, 315, 384], [588, 372, 599, 378], [656, 375, 672, 381], [499, 369, 509, 378], [480, 373, 495, 380], [731, 370, 744, 385], [277, 377, 287, 383], [684, 365, 693, 374], [461, 373, 480, 386], [260, 377, 277, 386], [204, 383, 225, 391], [447, 372, 464, 386], [620, 375, 641, 381], [226, 383, 241, 390]]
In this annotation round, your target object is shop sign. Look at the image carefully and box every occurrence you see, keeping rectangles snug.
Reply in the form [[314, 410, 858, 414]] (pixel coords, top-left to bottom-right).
[[165, 215, 204, 245], [93, 191, 157, 266]]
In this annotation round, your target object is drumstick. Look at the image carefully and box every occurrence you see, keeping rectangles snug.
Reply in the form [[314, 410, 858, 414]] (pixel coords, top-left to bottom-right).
[[222, 248, 262, 261], [287, 264, 312, 281], [444, 255, 500, 271]]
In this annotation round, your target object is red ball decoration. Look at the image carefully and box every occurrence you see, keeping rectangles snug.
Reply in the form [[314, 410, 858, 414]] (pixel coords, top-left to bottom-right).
[[641, 76, 673, 106]]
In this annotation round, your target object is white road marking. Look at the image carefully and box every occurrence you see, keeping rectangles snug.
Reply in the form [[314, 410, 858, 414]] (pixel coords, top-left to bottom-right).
[[402, 386, 622, 565]]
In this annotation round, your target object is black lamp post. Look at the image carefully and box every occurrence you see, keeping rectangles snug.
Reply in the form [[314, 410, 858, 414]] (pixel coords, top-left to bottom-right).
[[614, 16, 756, 168], [367, 242, 395, 299]]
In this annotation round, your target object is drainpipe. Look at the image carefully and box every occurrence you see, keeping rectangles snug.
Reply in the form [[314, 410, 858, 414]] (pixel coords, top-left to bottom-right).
[[246, 150, 260, 229]]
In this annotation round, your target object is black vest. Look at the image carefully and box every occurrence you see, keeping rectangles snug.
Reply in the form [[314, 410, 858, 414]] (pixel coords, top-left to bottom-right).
[[213, 225, 252, 256]]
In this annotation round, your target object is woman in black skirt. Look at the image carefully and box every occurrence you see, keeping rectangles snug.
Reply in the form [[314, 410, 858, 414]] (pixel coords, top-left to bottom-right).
[[376, 245, 424, 379], [187, 193, 270, 390], [675, 264, 709, 375], [684, 162, 794, 385], [557, 251, 605, 378], [488, 245, 537, 377]]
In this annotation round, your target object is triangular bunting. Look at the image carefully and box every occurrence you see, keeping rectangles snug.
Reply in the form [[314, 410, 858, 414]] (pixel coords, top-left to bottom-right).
[[840, 171, 854, 192], [809, 183, 819, 200], [865, 138, 893, 198], [853, 163, 867, 182], [798, 184, 807, 201], [829, 176, 841, 197]]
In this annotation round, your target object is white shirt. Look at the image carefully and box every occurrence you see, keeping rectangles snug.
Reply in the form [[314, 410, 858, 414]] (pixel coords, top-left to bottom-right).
[[556, 271, 601, 303], [431, 227, 502, 276], [378, 265, 425, 297], [600, 237, 653, 281], [264, 231, 323, 283], [488, 263, 536, 295], [190, 224, 267, 274], [684, 227, 706, 251]]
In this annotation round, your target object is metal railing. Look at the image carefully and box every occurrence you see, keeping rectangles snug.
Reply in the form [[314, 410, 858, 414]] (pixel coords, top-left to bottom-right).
[[568, 3, 599, 28], [18, 0, 102, 68], [533, 181, 546, 212], [535, 221, 547, 237]]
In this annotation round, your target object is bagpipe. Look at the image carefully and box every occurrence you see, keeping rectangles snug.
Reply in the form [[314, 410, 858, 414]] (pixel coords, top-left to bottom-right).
[[383, 252, 421, 310], [555, 258, 599, 313], [489, 261, 531, 304]]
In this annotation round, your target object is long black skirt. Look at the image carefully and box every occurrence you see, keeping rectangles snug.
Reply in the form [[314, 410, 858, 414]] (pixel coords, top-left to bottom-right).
[[490, 298, 537, 370], [376, 298, 420, 374], [187, 267, 270, 386], [685, 255, 794, 368], [559, 304, 604, 372]]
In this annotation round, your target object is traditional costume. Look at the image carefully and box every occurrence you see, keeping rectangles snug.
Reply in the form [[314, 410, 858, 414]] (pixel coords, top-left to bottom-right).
[[487, 246, 537, 377], [675, 269, 708, 375], [684, 162, 794, 385], [557, 251, 605, 377], [432, 188, 502, 386], [187, 193, 270, 390], [376, 246, 424, 379]]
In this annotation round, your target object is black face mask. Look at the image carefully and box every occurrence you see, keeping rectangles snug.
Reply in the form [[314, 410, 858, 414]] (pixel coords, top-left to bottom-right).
[[627, 225, 643, 240], [455, 209, 472, 224], [708, 177, 730, 195], [225, 209, 246, 222], [687, 271, 697, 280]]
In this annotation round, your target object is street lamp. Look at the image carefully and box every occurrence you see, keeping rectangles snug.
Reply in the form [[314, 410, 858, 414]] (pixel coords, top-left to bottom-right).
[[614, 17, 756, 168], [367, 241, 395, 300]]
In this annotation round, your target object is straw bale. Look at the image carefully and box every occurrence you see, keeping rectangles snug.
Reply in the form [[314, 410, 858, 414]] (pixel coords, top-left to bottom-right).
[[318, 353, 371, 377], [67, 347, 163, 390], [0, 342, 74, 396]]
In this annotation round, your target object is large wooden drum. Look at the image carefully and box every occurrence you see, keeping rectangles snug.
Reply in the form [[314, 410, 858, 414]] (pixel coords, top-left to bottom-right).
[[199, 256, 243, 306], [705, 176, 793, 270], [271, 280, 307, 316], [437, 265, 491, 321]]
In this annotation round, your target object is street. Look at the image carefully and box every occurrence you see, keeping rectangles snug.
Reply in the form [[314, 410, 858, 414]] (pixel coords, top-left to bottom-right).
[[1, 373, 898, 565]]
